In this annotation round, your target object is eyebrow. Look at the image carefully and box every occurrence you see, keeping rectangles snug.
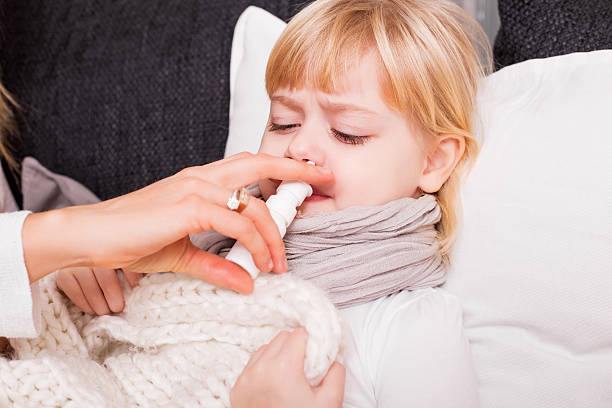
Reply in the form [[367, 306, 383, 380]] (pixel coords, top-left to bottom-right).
[[270, 95, 304, 113], [270, 95, 378, 116], [324, 101, 378, 116]]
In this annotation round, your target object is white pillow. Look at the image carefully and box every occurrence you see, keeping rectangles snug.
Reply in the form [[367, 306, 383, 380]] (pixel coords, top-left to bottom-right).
[[445, 50, 612, 408], [227, 6, 612, 407], [225, 6, 285, 157]]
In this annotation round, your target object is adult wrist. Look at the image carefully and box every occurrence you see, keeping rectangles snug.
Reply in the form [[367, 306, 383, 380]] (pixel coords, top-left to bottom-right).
[[22, 206, 90, 283]]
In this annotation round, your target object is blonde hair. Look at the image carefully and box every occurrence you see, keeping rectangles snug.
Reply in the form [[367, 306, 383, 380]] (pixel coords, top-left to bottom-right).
[[266, 0, 492, 259], [0, 81, 18, 170]]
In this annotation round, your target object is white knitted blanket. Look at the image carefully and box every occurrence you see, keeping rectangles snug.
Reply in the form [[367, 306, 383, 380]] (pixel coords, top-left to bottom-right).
[[0, 272, 343, 407]]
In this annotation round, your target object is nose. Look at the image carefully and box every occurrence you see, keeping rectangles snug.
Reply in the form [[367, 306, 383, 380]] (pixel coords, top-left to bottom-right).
[[285, 125, 324, 165]]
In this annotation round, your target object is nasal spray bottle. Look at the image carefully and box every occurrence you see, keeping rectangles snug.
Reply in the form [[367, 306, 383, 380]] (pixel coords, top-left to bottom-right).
[[225, 161, 315, 279]]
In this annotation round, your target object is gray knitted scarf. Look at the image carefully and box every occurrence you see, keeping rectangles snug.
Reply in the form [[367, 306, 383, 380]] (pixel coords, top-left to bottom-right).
[[284, 194, 446, 308], [192, 191, 446, 309]]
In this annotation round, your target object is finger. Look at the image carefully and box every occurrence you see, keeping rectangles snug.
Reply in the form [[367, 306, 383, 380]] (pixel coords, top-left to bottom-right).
[[281, 327, 309, 365], [74, 267, 111, 315], [243, 343, 267, 371], [175, 152, 253, 182], [240, 197, 287, 273], [315, 362, 346, 406], [56, 269, 95, 315], [209, 151, 252, 166], [92, 267, 125, 313], [263, 330, 292, 358], [193, 153, 334, 189], [187, 200, 273, 273], [177, 181, 286, 274], [222, 153, 333, 188], [173, 242, 254, 294], [123, 270, 144, 288]]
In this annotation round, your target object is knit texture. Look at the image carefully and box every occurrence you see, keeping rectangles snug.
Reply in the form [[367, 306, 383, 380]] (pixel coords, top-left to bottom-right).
[[0, 272, 343, 407], [494, 0, 612, 69], [0, 0, 309, 202], [284, 195, 446, 307]]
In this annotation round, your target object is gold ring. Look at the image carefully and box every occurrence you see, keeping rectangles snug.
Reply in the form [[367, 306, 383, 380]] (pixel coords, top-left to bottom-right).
[[227, 187, 250, 213]]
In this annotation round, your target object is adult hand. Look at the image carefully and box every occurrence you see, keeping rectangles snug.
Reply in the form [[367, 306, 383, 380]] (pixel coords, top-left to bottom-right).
[[22, 152, 333, 293], [230, 328, 345, 408]]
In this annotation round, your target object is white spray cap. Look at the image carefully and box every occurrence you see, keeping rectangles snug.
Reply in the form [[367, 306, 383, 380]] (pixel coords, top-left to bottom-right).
[[266, 181, 312, 236], [224, 160, 315, 279]]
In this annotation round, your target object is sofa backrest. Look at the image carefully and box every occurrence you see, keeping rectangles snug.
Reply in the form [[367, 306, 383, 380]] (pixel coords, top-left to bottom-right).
[[0, 0, 304, 202], [494, 0, 612, 69]]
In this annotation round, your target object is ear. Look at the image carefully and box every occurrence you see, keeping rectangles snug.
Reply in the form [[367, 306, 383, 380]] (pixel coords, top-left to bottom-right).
[[418, 134, 465, 193]]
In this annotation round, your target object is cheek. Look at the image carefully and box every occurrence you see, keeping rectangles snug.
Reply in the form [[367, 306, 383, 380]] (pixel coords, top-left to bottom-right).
[[258, 132, 288, 156], [330, 158, 382, 208], [332, 145, 424, 207], [258, 132, 285, 200], [379, 146, 425, 199]]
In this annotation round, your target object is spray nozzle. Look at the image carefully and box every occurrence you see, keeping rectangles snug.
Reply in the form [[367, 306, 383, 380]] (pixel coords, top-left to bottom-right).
[[224, 160, 315, 280]]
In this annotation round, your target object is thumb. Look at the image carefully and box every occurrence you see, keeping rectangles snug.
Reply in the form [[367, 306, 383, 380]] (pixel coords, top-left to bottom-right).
[[314, 362, 346, 407], [175, 241, 254, 294]]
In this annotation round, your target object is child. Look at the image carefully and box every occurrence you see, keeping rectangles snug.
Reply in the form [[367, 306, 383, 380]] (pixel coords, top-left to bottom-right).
[[235, 0, 491, 406], [44, 0, 490, 406]]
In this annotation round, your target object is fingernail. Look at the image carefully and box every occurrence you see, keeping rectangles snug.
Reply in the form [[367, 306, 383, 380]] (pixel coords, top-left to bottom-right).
[[268, 259, 274, 272], [317, 166, 332, 175]]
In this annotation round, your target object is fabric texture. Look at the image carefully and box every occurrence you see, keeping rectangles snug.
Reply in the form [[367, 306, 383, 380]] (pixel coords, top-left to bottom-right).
[[0, 161, 40, 339], [444, 50, 612, 407], [21, 157, 99, 212], [0, 211, 38, 339], [340, 288, 479, 408], [285, 195, 446, 308], [1, 271, 342, 407], [225, 6, 287, 157], [0, 0, 308, 201], [0, 155, 109, 339], [494, 0, 612, 69], [0, 162, 18, 214]]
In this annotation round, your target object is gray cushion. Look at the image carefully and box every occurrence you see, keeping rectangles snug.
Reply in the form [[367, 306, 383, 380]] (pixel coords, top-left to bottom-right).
[[494, 0, 612, 69], [0, 0, 306, 201]]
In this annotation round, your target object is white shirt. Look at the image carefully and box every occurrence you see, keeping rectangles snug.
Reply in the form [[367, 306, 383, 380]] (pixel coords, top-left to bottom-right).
[[340, 288, 480, 408], [0, 211, 41, 338]]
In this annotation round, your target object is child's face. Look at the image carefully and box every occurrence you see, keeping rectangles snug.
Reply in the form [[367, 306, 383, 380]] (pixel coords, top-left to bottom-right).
[[259, 51, 430, 216]]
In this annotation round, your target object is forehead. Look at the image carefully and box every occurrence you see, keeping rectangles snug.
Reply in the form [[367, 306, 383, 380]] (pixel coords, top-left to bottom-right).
[[271, 51, 392, 114], [326, 50, 385, 98]]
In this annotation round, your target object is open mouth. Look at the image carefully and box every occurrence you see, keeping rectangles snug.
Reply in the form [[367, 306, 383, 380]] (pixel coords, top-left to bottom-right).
[[304, 187, 331, 202], [304, 194, 330, 202], [269, 179, 331, 202]]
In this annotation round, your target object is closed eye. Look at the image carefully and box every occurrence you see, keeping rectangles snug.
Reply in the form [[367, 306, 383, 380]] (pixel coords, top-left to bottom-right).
[[268, 123, 299, 132], [268, 122, 370, 145], [331, 129, 370, 145]]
